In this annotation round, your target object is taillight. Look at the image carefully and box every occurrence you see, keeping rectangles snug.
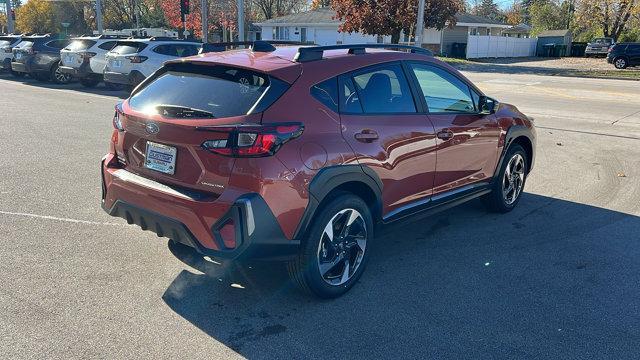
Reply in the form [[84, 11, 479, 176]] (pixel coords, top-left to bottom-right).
[[113, 103, 124, 131], [201, 123, 304, 157], [126, 55, 147, 63]]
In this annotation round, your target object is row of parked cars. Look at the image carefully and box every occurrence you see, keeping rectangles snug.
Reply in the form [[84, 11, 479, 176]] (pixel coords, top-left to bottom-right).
[[0, 34, 202, 89], [583, 37, 640, 69]]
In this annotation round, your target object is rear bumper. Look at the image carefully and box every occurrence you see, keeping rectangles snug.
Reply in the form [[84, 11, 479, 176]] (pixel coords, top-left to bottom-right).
[[103, 71, 131, 85], [59, 64, 94, 78], [10, 61, 30, 73], [100, 155, 299, 261]]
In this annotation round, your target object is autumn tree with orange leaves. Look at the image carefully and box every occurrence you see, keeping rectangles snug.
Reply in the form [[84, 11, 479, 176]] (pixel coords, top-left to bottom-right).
[[332, 0, 463, 44]]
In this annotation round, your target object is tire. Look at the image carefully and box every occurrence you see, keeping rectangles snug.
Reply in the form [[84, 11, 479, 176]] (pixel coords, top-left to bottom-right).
[[51, 62, 71, 84], [287, 193, 373, 298], [483, 144, 528, 213], [80, 77, 100, 88], [104, 81, 124, 91], [614, 57, 628, 69]]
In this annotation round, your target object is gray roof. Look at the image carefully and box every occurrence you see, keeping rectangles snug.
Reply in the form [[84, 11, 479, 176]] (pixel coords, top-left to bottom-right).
[[257, 9, 507, 27], [454, 13, 508, 26], [503, 23, 532, 33], [257, 8, 341, 25], [538, 29, 571, 37]]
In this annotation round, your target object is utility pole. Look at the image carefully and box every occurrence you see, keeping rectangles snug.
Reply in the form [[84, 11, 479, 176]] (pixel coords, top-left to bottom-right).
[[201, 0, 208, 43], [237, 0, 244, 41], [95, 0, 104, 34], [415, 0, 425, 47], [6, 0, 15, 33]]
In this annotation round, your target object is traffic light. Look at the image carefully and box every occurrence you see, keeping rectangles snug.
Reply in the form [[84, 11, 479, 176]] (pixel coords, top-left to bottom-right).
[[180, 0, 190, 15]]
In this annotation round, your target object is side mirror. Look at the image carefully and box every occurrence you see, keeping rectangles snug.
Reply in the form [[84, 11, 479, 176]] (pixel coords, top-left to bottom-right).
[[479, 96, 499, 115]]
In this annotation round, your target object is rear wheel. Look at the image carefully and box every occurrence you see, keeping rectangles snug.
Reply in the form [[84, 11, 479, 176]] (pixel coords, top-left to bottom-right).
[[614, 57, 628, 69], [288, 194, 373, 298], [51, 62, 71, 84], [483, 144, 527, 213]]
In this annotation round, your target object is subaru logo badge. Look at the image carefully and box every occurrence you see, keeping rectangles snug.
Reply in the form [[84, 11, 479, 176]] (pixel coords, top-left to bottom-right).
[[145, 123, 159, 135]]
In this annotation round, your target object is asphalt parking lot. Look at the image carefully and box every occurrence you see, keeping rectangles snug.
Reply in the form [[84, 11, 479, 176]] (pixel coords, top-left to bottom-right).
[[1, 71, 640, 359]]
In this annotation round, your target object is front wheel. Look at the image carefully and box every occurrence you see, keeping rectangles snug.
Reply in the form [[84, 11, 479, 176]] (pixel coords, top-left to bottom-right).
[[288, 194, 373, 298], [614, 57, 628, 69], [483, 144, 528, 213]]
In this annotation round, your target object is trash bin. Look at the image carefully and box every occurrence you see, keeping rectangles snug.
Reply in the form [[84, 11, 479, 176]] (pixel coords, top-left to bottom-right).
[[451, 43, 467, 58], [555, 44, 568, 57], [541, 44, 555, 57], [571, 42, 587, 57]]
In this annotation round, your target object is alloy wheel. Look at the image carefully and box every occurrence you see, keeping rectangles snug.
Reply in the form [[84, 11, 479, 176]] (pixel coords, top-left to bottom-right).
[[615, 58, 627, 69], [502, 153, 525, 205], [54, 66, 71, 83], [316, 208, 367, 286]]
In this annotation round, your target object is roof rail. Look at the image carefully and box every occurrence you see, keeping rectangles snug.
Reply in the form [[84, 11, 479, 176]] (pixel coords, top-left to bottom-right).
[[294, 44, 432, 62], [199, 40, 309, 54]]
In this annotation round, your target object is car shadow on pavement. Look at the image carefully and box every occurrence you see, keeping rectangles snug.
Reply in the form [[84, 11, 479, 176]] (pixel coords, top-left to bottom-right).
[[0, 72, 129, 99], [162, 192, 640, 358]]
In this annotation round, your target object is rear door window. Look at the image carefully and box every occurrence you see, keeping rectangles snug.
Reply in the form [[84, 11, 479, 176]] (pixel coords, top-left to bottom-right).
[[129, 64, 286, 118], [350, 63, 416, 114], [152, 45, 177, 56], [311, 78, 338, 112]]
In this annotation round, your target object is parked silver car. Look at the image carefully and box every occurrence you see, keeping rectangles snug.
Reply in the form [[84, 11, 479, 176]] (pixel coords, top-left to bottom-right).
[[585, 38, 614, 57]]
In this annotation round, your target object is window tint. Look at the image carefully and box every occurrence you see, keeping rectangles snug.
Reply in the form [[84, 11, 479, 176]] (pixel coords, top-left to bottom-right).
[[340, 78, 363, 113], [153, 44, 176, 56], [176, 45, 199, 57], [129, 64, 281, 119], [311, 78, 338, 112], [64, 40, 97, 51], [351, 64, 416, 113], [110, 42, 147, 54], [410, 64, 476, 113], [98, 41, 117, 51], [46, 40, 70, 49]]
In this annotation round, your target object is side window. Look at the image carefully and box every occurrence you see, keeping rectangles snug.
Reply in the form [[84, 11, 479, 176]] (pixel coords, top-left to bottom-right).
[[311, 77, 338, 112], [98, 41, 116, 51], [176, 45, 199, 57], [153, 45, 177, 56], [409, 63, 477, 113], [340, 77, 363, 113], [350, 64, 416, 114]]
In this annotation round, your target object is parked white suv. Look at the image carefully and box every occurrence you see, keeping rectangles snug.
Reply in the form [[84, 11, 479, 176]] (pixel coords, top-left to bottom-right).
[[0, 35, 22, 74], [59, 35, 127, 88], [103, 37, 201, 89]]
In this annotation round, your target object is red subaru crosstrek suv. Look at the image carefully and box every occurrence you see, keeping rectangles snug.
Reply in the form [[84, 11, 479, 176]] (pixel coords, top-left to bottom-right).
[[101, 42, 535, 298]]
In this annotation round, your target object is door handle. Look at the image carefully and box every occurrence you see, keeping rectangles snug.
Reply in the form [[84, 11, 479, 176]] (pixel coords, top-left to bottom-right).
[[354, 130, 379, 143], [437, 129, 454, 141]]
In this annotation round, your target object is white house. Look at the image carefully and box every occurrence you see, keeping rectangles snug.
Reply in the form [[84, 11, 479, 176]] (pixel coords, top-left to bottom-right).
[[255, 8, 537, 58]]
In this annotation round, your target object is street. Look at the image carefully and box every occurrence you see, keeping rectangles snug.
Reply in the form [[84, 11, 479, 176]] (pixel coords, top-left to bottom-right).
[[1, 72, 640, 359]]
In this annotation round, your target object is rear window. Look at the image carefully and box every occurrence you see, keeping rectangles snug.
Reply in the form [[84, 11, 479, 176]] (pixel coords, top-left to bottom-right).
[[65, 40, 97, 51], [14, 41, 34, 49], [0, 37, 19, 47], [110, 42, 148, 55], [129, 64, 288, 118]]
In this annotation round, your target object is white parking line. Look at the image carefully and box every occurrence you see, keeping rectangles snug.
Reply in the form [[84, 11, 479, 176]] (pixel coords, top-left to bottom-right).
[[0, 210, 127, 227]]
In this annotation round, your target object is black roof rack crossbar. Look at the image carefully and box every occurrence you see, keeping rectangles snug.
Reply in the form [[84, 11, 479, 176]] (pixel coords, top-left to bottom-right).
[[199, 40, 310, 54], [294, 44, 432, 62]]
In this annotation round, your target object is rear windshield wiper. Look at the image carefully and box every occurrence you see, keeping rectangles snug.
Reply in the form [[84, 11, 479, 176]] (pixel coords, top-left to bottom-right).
[[156, 105, 216, 119]]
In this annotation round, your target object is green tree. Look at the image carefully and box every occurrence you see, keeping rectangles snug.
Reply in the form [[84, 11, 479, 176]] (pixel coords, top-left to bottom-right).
[[528, 0, 571, 35], [15, 0, 56, 33], [473, 0, 504, 21], [574, 0, 638, 41]]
